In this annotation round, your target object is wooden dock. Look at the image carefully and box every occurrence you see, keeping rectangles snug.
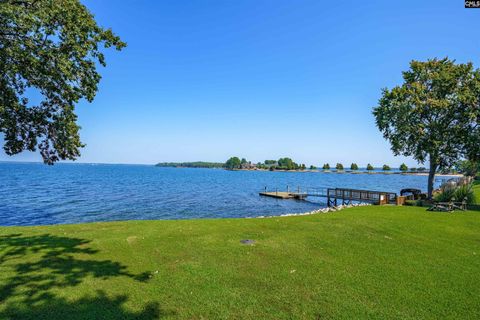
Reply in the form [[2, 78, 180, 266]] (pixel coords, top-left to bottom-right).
[[259, 191, 307, 200], [259, 187, 397, 206]]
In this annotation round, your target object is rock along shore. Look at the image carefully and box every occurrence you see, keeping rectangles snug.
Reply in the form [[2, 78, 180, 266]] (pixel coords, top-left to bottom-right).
[[253, 202, 372, 219]]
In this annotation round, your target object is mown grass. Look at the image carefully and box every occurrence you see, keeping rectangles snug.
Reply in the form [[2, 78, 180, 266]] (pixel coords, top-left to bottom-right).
[[0, 206, 479, 319]]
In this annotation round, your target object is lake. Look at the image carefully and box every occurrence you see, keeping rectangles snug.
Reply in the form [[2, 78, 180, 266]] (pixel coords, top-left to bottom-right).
[[0, 162, 445, 226]]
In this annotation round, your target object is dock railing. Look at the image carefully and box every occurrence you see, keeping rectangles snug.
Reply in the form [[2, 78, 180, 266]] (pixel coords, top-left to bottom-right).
[[260, 186, 397, 206]]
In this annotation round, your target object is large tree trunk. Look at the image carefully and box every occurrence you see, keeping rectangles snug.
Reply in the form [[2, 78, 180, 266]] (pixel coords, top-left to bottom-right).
[[427, 157, 438, 200]]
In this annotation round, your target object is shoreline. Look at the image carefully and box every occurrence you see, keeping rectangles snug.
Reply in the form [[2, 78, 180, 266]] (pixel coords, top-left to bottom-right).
[[226, 168, 463, 177], [252, 203, 372, 219], [155, 166, 462, 177]]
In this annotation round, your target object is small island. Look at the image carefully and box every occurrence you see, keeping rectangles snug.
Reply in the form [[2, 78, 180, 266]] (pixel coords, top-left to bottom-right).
[[156, 157, 308, 171]]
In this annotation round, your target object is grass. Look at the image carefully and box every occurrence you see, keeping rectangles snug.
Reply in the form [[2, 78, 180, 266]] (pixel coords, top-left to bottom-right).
[[0, 206, 479, 319], [473, 179, 480, 204]]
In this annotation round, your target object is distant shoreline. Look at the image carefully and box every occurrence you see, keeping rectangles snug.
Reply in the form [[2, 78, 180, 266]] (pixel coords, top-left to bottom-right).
[[232, 168, 462, 177], [157, 166, 463, 177]]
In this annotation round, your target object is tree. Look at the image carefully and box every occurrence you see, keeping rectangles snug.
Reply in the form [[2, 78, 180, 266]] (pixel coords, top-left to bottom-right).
[[264, 160, 276, 165], [350, 163, 359, 170], [0, 0, 126, 164], [399, 163, 408, 172], [456, 160, 479, 177], [240, 158, 248, 169], [366, 164, 374, 171], [373, 58, 480, 198], [310, 165, 317, 170], [336, 163, 344, 171], [322, 163, 330, 170], [225, 157, 241, 169], [382, 164, 391, 171], [277, 157, 297, 170]]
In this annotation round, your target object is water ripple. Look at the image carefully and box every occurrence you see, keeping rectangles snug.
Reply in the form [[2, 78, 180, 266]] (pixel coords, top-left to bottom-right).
[[0, 163, 442, 226]]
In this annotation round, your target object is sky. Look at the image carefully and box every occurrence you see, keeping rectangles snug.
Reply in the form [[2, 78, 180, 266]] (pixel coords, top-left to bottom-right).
[[1, 0, 479, 167]]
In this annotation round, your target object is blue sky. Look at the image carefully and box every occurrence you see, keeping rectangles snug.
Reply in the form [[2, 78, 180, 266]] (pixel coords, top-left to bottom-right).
[[1, 0, 479, 166]]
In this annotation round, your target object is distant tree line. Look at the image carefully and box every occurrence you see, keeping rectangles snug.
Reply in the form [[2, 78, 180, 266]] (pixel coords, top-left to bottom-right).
[[155, 162, 225, 168], [316, 162, 428, 172], [157, 159, 433, 174]]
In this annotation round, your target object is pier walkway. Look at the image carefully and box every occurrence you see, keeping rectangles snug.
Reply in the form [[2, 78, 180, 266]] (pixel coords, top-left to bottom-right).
[[259, 187, 397, 206]]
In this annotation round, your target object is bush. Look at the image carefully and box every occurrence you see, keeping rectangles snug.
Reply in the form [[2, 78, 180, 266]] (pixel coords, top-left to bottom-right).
[[405, 199, 427, 207], [434, 186, 456, 202], [404, 200, 416, 206], [454, 184, 475, 204], [434, 184, 475, 204]]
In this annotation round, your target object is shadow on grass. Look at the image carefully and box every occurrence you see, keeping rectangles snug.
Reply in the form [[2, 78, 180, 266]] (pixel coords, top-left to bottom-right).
[[0, 233, 171, 319]]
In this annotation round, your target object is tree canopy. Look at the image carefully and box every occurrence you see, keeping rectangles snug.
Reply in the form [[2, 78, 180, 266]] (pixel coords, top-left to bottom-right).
[[456, 160, 479, 177], [336, 163, 344, 170], [0, 0, 125, 164], [277, 157, 298, 170], [382, 164, 391, 171], [366, 164, 374, 171], [373, 58, 480, 198], [350, 163, 358, 170], [225, 157, 241, 169]]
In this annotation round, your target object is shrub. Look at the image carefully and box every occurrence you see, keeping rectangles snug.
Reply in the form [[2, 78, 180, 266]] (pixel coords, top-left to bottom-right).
[[404, 200, 416, 206], [454, 184, 475, 204], [434, 184, 475, 204], [405, 199, 427, 207], [434, 186, 456, 202]]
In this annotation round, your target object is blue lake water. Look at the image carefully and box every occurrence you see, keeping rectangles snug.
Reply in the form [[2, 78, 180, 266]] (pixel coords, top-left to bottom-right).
[[0, 162, 445, 226]]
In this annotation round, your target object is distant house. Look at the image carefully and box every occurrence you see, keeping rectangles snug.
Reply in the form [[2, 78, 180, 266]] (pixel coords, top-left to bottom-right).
[[241, 161, 257, 170]]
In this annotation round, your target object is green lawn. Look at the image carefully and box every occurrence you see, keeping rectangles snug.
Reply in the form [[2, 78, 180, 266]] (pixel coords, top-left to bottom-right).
[[1, 206, 479, 319]]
